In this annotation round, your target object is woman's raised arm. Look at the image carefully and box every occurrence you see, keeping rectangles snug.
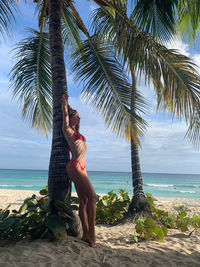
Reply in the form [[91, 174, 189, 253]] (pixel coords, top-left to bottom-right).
[[61, 94, 74, 140]]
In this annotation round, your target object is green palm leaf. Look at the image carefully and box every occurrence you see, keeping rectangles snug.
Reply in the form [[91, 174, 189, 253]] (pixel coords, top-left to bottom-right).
[[132, 0, 177, 42], [92, 0, 200, 144], [69, 3, 147, 142], [92, 3, 200, 120], [142, 46, 199, 120], [71, 36, 147, 141], [186, 107, 200, 148], [110, 4, 200, 120], [10, 29, 52, 137], [61, 7, 83, 50], [34, 0, 49, 29], [0, 0, 16, 37], [177, 0, 200, 43], [90, 5, 114, 37]]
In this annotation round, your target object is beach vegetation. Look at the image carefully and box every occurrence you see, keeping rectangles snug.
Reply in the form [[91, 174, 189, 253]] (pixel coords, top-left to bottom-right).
[[0, 189, 200, 244], [134, 217, 168, 242], [0, 187, 80, 245], [96, 189, 131, 224], [136, 193, 200, 240], [95, 190, 200, 242], [96, 190, 200, 241]]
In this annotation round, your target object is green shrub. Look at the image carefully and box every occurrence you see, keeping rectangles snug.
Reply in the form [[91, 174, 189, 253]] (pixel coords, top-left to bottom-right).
[[143, 193, 200, 239], [96, 188, 131, 225], [134, 217, 168, 242], [0, 186, 79, 243]]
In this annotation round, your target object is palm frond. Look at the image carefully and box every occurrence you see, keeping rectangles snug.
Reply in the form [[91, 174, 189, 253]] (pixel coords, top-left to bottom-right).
[[10, 29, 52, 138], [110, 4, 200, 120], [186, 106, 200, 149], [145, 47, 200, 122], [91, 2, 200, 119], [61, 7, 83, 50], [92, 1, 200, 144], [69, 2, 147, 142], [34, 0, 49, 28], [177, 0, 200, 43], [0, 0, 16, 37], [132, 0, 177, 43], [90, 4, 114, 37], [71, 36, 148, 142]]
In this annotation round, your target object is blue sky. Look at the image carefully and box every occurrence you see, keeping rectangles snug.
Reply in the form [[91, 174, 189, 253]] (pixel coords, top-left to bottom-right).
[[0, 1, 200, 174]]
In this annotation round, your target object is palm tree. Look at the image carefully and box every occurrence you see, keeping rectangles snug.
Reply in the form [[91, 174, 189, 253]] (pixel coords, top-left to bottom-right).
[[9, 0, 200, 224], [10, 0, 72, 204], [83, 0, 200, 216], [10, 0, 146, 225], [128, 70, 149, 214], [132, 0, 200, 147], [48, 0, 71, 204]]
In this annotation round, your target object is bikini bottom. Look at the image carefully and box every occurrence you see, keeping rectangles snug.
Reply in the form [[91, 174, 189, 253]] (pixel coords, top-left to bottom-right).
[[70, 160, 85, 171]]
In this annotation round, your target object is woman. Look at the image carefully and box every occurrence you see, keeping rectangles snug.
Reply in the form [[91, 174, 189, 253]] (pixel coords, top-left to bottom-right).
[[61, 94, 98, 248]]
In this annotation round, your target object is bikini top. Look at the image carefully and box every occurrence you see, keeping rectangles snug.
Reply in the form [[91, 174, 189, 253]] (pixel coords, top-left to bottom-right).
[[74, 131, 86, 142], [68, 131, 86, 152]]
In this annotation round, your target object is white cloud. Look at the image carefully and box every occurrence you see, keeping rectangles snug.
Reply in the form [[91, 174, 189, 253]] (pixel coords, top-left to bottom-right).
[[166, 37, 200, 75], [140, 119, 200, 174], [166, 37, 190, 56], [192, 54, 200, 74]]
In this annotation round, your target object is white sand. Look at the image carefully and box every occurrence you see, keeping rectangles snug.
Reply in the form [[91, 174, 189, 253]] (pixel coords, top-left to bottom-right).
[[0, 189, 200, 267]]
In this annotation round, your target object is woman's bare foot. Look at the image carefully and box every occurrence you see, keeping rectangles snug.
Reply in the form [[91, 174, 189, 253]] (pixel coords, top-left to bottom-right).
[[82, 236, 100, 248]]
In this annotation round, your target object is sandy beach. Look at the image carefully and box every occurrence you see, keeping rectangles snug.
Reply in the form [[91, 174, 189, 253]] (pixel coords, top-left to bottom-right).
[[0, 189, 200, 267]]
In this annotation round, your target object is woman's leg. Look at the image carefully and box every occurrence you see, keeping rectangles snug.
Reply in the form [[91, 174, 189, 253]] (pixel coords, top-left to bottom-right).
[[74, 183, 89, 239], [75, 171, 97, 247], [82, 169, 97, 245], [67, 163, 98, 247]]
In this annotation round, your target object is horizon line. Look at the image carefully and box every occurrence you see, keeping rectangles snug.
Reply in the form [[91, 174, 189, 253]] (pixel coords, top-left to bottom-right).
[[0, 168, 200, 176]]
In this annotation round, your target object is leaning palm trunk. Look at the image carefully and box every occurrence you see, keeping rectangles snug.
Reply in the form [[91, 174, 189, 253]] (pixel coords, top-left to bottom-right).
[[128, 138, 151, 213], [48, 0, 70, 204], [128, 70, 151, 215]]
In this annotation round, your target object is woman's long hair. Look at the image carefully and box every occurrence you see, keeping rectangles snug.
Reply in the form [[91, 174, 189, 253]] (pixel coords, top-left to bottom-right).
[[68, 107, 80, 132]]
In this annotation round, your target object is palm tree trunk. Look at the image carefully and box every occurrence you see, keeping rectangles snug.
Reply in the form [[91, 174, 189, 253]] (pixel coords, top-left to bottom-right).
[[128, 70, 151, 214], [48, 0, 82, 238], [48, 0, 71, 204]]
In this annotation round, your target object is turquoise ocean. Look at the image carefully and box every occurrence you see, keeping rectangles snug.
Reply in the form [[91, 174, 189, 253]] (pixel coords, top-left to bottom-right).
[[0, 169, 200, 199]]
